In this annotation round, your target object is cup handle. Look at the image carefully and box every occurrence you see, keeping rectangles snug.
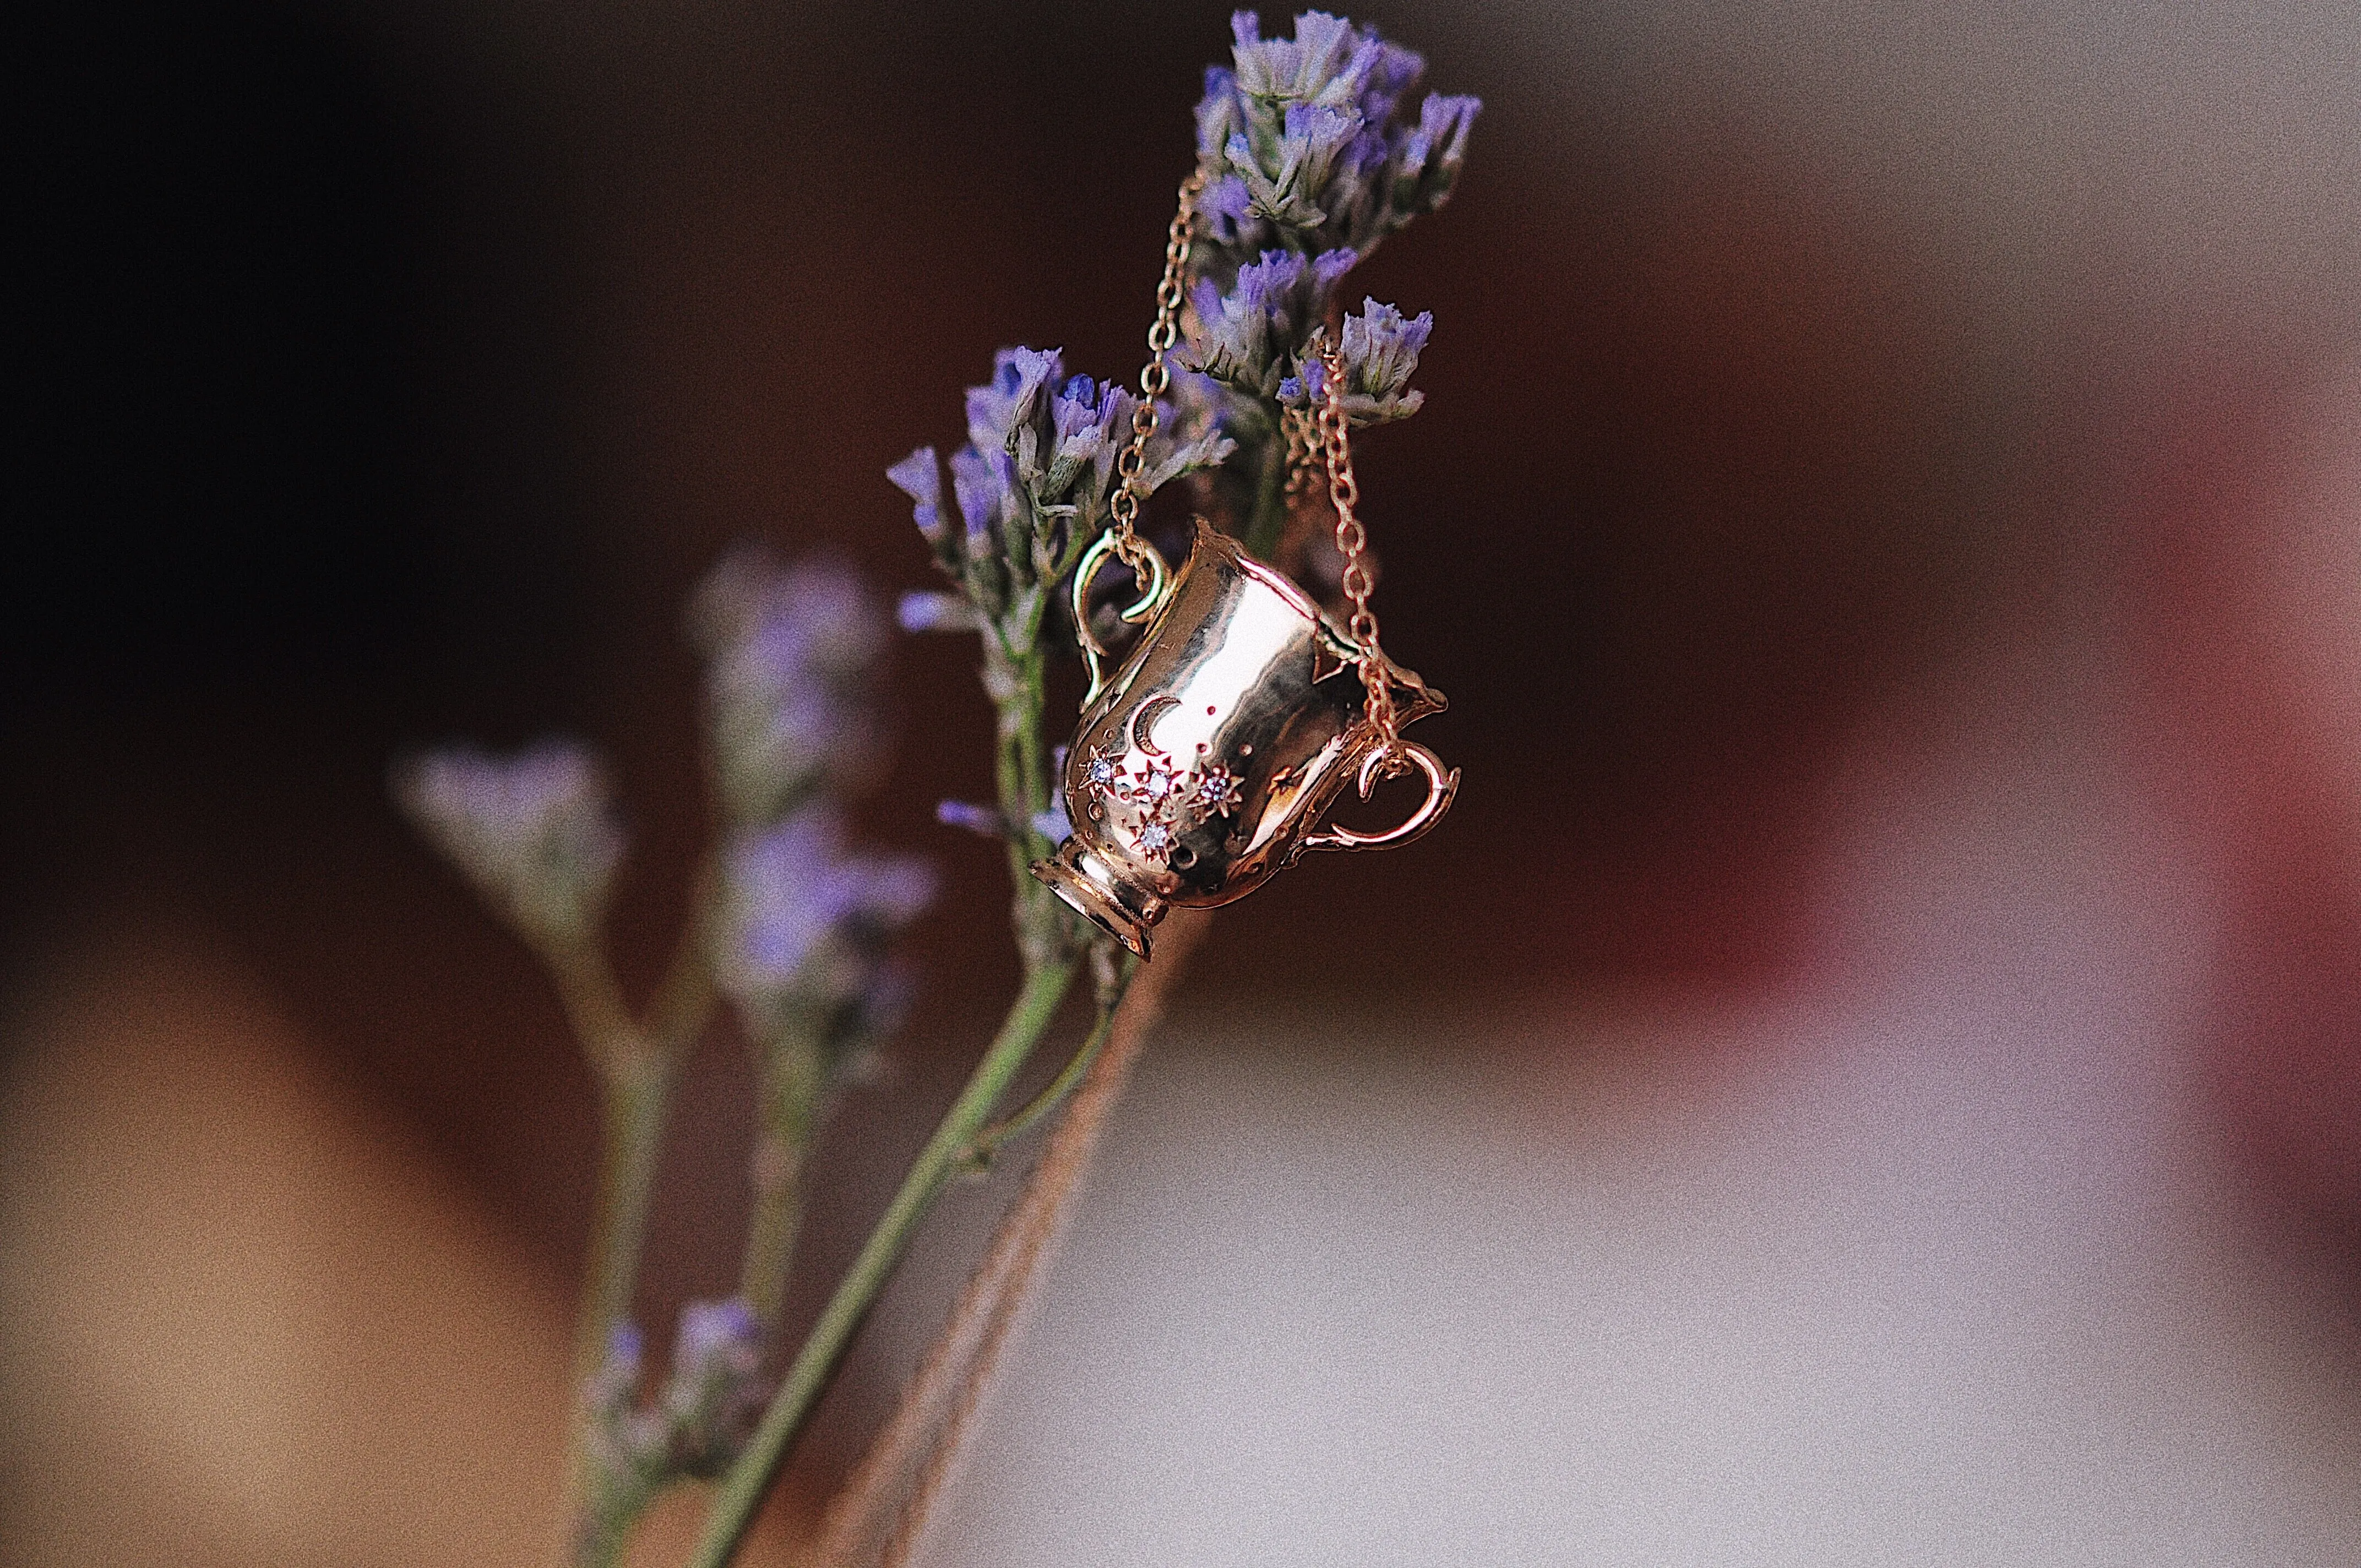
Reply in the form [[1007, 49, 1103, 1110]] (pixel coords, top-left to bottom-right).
[[1070, 531, 1172, 707], [1303, 741, 1461, 852]]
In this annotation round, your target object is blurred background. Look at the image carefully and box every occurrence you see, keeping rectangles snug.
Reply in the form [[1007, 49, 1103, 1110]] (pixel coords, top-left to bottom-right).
[[10, 1, 2361, 1562]]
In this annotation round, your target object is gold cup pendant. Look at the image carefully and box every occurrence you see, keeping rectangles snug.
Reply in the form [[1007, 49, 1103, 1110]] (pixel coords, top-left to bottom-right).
[[1032, 520, 1459, 958]]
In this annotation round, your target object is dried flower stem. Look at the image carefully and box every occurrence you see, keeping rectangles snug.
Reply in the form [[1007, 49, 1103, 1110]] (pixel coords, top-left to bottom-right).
[[739, 1030, 825, 1326], [966, 960, 1129, 1167], [988, 641, 1064, 969], [548, 949, 662, 1389], [550, 890, 719, 1568], [1242, 422, 1294, 563], [815, 909, 1209, 1568], [566, 1057, 678, 1568], [688, 952, 1080, 1568]]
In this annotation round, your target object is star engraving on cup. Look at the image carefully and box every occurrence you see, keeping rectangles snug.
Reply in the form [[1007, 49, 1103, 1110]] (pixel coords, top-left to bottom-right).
[[1185, 761, 1242, 819], [1078, 713, 1248, 870], [1129, 759, 1185, 807]]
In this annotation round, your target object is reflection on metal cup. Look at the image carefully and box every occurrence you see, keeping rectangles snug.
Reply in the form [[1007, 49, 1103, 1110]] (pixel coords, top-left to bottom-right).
[[1032, 520, 1459, 958]]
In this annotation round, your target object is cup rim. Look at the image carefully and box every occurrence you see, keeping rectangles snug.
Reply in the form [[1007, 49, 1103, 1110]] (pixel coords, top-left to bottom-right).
[[1190, 519, 1340, 639], [1187, 519, 1443, 714]]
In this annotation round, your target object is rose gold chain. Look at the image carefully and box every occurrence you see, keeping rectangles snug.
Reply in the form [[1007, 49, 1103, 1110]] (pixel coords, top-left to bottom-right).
[[1282, 405, 1316, 505], [1105, 167, 1206, 575], [1308, 330, 1402, 757]]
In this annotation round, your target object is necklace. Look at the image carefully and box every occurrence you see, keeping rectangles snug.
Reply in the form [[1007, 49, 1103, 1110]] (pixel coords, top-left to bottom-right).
[[1031, 171, 1460, 959]]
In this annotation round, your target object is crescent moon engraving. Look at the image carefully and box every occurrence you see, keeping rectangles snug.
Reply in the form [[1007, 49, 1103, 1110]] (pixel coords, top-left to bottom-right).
[[1128, 693, 1180, 757]]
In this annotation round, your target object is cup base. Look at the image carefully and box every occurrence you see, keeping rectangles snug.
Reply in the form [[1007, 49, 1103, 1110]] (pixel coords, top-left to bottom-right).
[[1030, 841, 1168, 959]]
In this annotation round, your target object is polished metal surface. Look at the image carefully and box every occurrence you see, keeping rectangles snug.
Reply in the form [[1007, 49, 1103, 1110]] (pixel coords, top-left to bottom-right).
[[1032, 520, 1457, 957]]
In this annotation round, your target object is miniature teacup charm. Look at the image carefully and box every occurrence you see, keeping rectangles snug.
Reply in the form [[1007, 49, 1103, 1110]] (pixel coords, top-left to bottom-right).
[[1032, 521, 1458, 957]]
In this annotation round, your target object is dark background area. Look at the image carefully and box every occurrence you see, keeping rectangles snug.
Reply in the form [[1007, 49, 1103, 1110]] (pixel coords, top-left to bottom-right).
[[10, 0, 2013, 1275]]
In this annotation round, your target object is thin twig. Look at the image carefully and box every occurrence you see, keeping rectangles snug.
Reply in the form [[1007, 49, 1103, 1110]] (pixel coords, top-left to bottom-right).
[[687, 954, 1081, 1568], [551, 865, 721, 1568], [812, 908, 1211, 1568], [964, 957, 1131, 1168]]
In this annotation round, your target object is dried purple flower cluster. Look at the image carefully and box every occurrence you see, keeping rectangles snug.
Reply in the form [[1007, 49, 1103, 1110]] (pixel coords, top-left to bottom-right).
[[890, 347, 1231, 646], [1192, 246, 1359, 400], [715, 806, 931, 1048], [1194, 10, 1478, 267], [398, 546, 935, 1552], [399, 551, 929, 1048], [580, 1299, 769, 1557], [689, 549, 886, 824], [681, 546, 932, 1056], [1278, 297, 1434, 423], [394, 741, 623, 955], [1182, 9, 1479, 498], [887, 10, 1475, 885]]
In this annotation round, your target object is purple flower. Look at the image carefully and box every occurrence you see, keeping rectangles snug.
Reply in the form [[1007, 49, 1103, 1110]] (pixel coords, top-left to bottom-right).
[[1025, 748, 1076, 845], [578, 1297, 771, 1526], [1027, 745, 1075, 845], [896, 589, 978, 634], [586, 1320, 645, 1417], [1190, 247, 1357, 398], [1226, 101, 1363, 230], [672, 1298, 761, 1384], [1193, 12, 1478, 261], [658, 1296, 769, 1478], [1354, 34, 1428, 132], [1278, 296, 1432, 423], [395, 739, 624, 951], [1197, 170, 1260, 249], [1227, 10, 1387, 113], [895, 347, 1231, 635], [965, 346, 1063, 455], [886, 447, 943, 543], [689, 549, 886, 823], [950, 443, 1019, 551], [579, 1316, 667, 1547], [718, 809, 933, 1023], [1342, 297, 1431, 402], [1379, 92, 1482, 233], [935, 798, 1007, 838], [1196, 64, 1249, 172], [1046, 372, 1130, 499]]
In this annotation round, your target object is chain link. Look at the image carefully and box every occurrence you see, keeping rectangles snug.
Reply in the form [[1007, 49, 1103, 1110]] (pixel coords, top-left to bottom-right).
[[1281, 405, 1316, 508], [1102, 178, 1399, 764], [1105, 167, 1207, 576], [1307, 329, 1403, 760]]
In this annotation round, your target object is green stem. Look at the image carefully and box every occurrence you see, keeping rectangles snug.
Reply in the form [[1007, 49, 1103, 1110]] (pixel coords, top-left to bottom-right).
[[688, 956, 1079, 1568], [988, 638, 1065, 970], [739, 1030, 825, 1327], [546, 891, 716, 1568], [563, 1050, 678, 1568], [575, 1059, 677, 1385], [967, 955, 1135, 1166], [1241, 413, 1290, 561], [545, 944, 674, 1395], [646, 852, 721, 1050]]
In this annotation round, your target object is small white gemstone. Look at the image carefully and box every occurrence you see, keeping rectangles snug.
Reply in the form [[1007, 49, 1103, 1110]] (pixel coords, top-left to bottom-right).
[[1137, 823, 1172, 853]]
